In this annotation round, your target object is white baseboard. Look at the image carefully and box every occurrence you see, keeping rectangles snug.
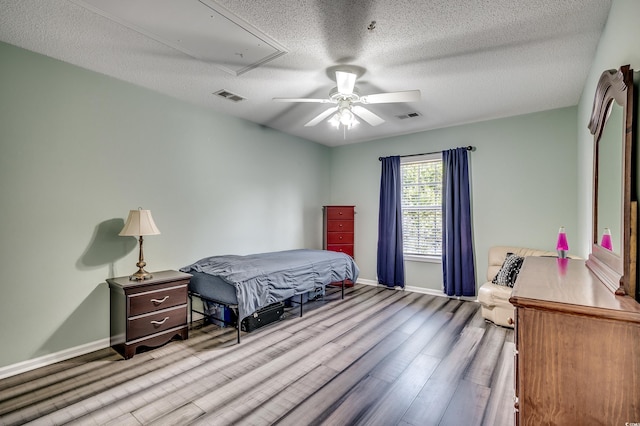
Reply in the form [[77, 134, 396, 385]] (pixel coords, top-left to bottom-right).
[[356, 278, 379, 287], [0, 338, 110, 380], [358, 277, 444, 296], [357, 278, 477, 302]]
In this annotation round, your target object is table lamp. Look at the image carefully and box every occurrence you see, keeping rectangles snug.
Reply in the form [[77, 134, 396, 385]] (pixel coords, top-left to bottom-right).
[[119, 208, 161, 280]]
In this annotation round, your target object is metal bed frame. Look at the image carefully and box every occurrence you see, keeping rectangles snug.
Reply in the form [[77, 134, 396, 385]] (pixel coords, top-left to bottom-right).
[[188, 281, 346, 343]]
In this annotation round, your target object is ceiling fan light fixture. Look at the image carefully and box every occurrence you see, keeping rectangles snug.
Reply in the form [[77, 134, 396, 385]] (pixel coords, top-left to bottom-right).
[[329, 107, 358, 128], [329, 107, 358, 129], [339, 108, 355, 126], [328, 114, 341, 128]]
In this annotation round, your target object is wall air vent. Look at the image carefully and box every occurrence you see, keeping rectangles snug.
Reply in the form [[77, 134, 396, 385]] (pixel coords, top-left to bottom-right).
[[214, 90, 246, 102], [396, 112, 422, 120]]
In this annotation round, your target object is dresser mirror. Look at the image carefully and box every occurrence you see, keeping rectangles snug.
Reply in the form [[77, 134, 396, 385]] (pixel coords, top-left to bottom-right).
[[587, 65, 636, 299], [597, 101, 623, 255]]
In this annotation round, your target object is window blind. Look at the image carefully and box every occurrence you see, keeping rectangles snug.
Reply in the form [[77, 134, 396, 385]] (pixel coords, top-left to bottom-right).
[[401, 159, 442, 256]]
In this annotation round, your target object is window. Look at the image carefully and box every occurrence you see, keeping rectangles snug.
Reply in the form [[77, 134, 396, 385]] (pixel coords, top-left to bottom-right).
[[401, 154, 442, 259]]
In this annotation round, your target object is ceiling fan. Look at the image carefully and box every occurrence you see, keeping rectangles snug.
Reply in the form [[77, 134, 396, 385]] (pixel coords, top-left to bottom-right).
[[273, 69, 421, 128]]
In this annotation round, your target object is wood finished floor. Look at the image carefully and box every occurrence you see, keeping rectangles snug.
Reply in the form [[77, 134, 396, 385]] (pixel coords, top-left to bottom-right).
[[0, 285, 515, 426]]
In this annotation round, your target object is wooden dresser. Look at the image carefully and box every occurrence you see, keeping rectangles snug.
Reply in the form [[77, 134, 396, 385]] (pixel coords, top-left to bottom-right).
[[509, 257, 640, 425], [107, 270, 191, 359], [323, 205, 355, 287], [323, 205, 355, 257]]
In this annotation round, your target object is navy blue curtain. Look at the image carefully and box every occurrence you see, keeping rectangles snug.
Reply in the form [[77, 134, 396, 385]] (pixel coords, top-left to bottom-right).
[[377, 156, 405, 288], [442, 148, 476, 296]]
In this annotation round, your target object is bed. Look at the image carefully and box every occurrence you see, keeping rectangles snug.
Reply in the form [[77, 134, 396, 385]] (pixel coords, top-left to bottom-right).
[[180, 249, 359, 342]]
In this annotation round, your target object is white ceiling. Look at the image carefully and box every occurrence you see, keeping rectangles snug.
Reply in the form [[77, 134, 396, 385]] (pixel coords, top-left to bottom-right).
[[0, 0, 611, 147]]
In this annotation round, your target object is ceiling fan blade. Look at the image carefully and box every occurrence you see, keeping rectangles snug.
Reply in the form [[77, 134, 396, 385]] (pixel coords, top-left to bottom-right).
[[273, 97, 332, 103], [351, 105, 385, 127], [336, 71, 356, 95], [359, 90, 421, 104], [305, 106, 339, 126]]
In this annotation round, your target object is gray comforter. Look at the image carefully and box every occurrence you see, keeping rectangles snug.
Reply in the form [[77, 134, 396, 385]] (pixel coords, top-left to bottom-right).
[[180, 249, 359, 320]]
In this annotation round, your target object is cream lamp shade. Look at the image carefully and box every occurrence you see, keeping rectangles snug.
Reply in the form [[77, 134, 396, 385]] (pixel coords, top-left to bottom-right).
[[119, 208, 160, 280], [119, 209, 161, 237]]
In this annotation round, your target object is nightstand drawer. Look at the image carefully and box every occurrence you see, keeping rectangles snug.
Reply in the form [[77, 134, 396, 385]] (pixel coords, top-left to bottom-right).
[[128, 284, 187, 316], [127, 305, 187, 340]]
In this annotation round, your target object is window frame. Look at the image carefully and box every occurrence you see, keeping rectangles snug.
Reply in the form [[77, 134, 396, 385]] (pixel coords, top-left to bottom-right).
[[400, 153, 443, 263]]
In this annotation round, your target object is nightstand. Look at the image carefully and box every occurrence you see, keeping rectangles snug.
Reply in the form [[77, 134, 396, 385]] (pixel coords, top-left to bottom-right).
[[107, 270, 191, 359]]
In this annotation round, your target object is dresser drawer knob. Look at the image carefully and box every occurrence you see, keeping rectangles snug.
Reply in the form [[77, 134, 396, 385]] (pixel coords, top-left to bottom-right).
[[150, 317, 169, 326], [339, 236, 343, 240], [151, 296, 170, 305], [339, 224, 343, 227], [508, 317, 514, 325]]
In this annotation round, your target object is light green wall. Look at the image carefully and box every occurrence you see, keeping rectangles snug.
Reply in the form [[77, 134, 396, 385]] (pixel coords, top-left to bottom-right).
[[577, 0, 640, 257], [329, 108, 578, 292], [0, 41, 331, 368]]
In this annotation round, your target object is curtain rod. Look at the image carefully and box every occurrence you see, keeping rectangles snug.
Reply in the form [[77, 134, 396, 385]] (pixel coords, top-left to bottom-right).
[[378, 145, 474, 161]]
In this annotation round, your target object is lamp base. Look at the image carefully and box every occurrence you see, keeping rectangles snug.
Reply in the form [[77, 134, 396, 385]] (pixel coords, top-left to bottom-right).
[[128, 238, 153, 281], [129, 269, 153, 281]]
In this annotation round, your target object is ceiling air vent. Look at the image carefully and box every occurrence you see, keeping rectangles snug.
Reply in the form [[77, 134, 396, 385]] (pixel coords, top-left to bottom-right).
[[396, 112, 422, 120], [214, 90, 246, 102]]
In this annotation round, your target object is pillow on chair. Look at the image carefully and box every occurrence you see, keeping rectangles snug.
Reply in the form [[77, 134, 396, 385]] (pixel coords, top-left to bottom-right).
[[492, 253, 524, 287]]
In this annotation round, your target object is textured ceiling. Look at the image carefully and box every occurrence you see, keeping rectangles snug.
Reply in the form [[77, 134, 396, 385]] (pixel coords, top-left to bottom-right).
[[0, 0, 612, 146]]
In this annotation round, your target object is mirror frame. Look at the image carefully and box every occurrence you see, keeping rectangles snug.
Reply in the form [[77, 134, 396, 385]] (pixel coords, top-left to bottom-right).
[[587, 65, 636, 298]]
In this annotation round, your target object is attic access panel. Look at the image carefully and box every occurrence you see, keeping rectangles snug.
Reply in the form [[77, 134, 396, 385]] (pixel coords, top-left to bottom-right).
[[70, 0, 287, 76]]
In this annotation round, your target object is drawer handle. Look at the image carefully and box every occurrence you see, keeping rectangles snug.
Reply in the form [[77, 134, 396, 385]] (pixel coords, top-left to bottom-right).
[[339, 224, 343, 227], [150, 317, 169, 326], [507, 317, 514, 325], [339, 236, 343, 240], [339, 212, 343, 215], [151, 296, 170, 304]]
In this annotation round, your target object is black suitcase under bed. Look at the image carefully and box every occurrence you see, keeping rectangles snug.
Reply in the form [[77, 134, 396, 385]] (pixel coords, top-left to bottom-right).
[[240, 302, 285, 332]]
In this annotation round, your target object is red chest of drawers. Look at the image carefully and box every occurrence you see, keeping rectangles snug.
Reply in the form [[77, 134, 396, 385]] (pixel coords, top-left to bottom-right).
[[323, 205, 355, 257], [323, 206, 355, 286]]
